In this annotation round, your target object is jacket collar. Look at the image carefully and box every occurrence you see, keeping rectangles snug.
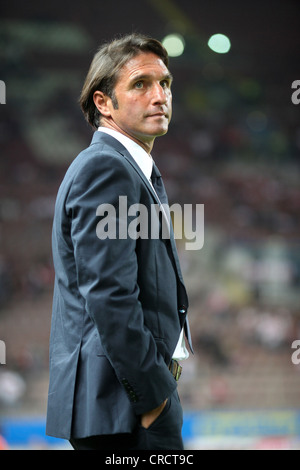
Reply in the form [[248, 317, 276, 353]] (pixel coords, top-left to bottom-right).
[[90, 131, 161, 207]]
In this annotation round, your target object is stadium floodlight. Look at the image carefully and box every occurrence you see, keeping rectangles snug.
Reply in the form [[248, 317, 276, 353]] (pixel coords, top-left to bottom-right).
[[208, 34, 231, 54], [162, 34, 185, 57]]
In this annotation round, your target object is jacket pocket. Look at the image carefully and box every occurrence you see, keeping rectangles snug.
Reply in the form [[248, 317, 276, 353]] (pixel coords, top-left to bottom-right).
[[141, 395, 172, 431]]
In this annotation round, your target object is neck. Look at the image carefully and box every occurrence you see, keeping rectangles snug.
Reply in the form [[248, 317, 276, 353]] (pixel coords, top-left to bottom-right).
[[100, 119, 154, 154]]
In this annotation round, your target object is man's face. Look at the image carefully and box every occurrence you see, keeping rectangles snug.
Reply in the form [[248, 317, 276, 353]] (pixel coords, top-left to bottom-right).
[[99, 52, 173, 152]]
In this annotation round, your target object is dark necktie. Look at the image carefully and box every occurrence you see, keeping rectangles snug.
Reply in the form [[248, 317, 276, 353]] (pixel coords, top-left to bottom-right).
[[150, 162, 182, 272], [150, 163, 169, 206]]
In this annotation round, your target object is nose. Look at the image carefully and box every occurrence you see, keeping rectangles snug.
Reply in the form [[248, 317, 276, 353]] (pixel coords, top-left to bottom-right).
[[151, 82, 168, 105]]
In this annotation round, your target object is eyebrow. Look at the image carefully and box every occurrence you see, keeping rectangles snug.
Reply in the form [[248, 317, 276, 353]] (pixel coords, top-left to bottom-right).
[[130, 72, 173, 84]]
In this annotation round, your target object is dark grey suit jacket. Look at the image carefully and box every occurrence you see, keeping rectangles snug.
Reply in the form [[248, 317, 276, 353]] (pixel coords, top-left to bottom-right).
[[46, 131, 192, 439]]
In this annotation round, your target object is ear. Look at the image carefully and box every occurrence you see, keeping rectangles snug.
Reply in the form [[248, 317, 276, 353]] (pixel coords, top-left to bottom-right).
[[93, 91, 112, 118]]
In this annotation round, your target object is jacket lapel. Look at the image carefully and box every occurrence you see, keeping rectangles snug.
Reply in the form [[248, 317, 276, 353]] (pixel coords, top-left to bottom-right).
[[91, 131, 161, 206], [121, 151, 186, 281]]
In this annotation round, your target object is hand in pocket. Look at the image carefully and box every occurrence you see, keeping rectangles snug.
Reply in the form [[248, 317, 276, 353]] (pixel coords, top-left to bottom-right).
[[141, 398, 168, 429]]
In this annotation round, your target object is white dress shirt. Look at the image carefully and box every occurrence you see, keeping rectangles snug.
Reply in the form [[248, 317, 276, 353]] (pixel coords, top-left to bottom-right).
[[98, 127, 189, 361]]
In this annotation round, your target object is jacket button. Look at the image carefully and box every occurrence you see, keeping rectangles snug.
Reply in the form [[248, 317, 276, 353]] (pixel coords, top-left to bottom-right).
[[178, 305, 187, 314]]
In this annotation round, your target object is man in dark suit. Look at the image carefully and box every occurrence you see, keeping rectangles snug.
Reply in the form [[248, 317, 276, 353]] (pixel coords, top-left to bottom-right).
[[46, 33, 193, 450]]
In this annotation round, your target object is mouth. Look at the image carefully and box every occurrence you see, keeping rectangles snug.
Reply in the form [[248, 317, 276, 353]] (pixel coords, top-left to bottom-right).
[[147, 113, 168, 118]]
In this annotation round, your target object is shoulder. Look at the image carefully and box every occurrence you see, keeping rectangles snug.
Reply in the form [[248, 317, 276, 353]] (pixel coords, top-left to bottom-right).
[[63, 132, 135, 186], [60, 132, 141, 205], [73, 132, 129, 172]]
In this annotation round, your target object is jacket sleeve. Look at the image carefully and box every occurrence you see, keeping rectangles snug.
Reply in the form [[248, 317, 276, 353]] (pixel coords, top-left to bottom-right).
[[66, 149, 177, 415]]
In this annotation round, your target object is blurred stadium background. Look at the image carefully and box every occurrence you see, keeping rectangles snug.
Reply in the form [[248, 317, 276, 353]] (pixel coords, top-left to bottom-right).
[[0, 0, 300, 450]]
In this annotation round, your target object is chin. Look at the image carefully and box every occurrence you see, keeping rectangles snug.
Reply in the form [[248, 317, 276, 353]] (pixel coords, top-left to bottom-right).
[[157, 128, 169, 136], [151, 125, 169, 137]]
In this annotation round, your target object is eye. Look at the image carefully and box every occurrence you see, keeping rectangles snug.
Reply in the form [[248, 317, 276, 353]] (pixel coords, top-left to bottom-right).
[[160, 80, 170, 89], [134, 81, 144, 89]]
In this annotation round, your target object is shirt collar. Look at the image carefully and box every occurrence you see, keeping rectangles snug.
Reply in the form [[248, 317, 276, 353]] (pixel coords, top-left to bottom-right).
[[98, 127, 153, 182]]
